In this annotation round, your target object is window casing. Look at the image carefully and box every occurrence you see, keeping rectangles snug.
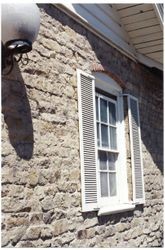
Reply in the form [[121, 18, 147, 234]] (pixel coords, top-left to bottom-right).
[[96, 91, 119, 205], [77, 69, 144, 215], [94, 78, 129, 208]]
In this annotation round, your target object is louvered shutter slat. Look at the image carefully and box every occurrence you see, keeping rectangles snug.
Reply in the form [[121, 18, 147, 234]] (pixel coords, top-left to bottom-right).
[[128, 96, 145, 204], [77, 70, 98, 212]]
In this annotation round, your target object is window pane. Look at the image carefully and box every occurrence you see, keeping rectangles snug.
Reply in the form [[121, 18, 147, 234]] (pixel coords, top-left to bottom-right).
[[101, 124, 109, 147], [108, 153, 117, 170], [110, 127, 117, 149], [99, 151, 107, 170], [96, 96, 99, 121], [109, 173, 117, 196], [100, 99, 107, 123], [97, 122, 100, 146], [109, 102, 116, 125], [100, 172, 108, 197]]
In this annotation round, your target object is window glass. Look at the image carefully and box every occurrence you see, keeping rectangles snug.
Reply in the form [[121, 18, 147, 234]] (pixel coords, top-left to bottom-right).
[[96, 92, 118, 200], [109, 173, 117, 196], [100, 172, 108, 197], [101, 124, 109, 147], [99, 151, 107, 170], [97, 123, 100, 146], [100, 99, 107, 123], [108, 153, 117, 170], [109, 102, 116, 125], [110, 127, 117, 149]]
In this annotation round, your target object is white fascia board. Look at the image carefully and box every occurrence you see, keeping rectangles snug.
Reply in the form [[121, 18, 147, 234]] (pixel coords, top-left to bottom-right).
[[137, 53, 163, 71], [153, 4, 163, 31], [54, 3, 137, 62]]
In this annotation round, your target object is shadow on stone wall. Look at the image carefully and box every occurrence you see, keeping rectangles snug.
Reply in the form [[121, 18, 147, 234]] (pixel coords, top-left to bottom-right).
[[41, 4, 163, 175], [2, 63, 34, 160]]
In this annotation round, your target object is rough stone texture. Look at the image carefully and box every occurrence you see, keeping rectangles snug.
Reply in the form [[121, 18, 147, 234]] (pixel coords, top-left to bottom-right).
[[1, 4, 163, 248]]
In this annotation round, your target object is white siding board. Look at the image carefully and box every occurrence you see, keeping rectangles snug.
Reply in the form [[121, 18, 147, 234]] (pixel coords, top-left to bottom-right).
[[81, 4, 130, 42], [132, 32, 163, 44], [146, 56, 162, 64], [147, 56, 162, 64], [138, 44, 163, 54], [155, 58, 162, 64], [137, 53, 163, 70], [115, 3, 163, 66], [135, 39, 163, 49], [69, 4, 135, 55], [99, 4, 121, 24], [129, 25, 161, 38], [121, 10, 156, 25], [118, 4, 153, 18], [125, 18, 159, 31], [146, 51, 163, 60], [115, 4, 140, 10]]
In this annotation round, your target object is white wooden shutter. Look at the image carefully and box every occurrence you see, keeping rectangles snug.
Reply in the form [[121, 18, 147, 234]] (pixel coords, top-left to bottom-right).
[[77, 69, 98, 212], [128, 95, 145, 204]]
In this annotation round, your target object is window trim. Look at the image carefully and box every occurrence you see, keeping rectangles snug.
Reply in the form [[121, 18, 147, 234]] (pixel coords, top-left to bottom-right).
[[96, 92, 118, 151], [77, 69, 98, 212], [77, 69, 144, 215], [127, 94, 145, 204], [94, 73, 130, 211], [96, 92, 119, 205], [98, 203, 135, 216]]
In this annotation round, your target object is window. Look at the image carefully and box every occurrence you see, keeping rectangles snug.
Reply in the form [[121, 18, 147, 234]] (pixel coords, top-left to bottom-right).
[[96, 92, 118, 201], [77, 69, 145, 215]]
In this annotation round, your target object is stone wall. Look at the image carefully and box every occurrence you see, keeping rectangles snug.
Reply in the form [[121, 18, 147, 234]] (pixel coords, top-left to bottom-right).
[[1, 4, 163, 247]]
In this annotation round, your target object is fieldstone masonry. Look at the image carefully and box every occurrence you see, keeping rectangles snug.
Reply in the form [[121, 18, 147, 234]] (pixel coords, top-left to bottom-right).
[[1, 4, 163, 247]]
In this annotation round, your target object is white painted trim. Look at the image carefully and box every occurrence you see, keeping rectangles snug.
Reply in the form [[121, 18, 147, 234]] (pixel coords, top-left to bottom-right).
[[95, 74, 129, 208], [98, 203, 135, 216], [153, 4, 163, 31], [137, 53, 163, 71], [96, 92, 117, 104], [135, 97, 145, 204], [77, 69, 85, 211], [127, 95, 145, 204], [77, 71, 146, 213], [96, 93, 119, 205], [93, 70, 99, 211], [117, 94, 129, 204], [128, 95, 136, 203], [61, 4, 136, 54], [77, 69, 98, 212], [77, 68, 95, 80], [98, 4, 122, 25], [97, 148, 119, 154], [94, 72, 122, 94], [80, 4, 131, 43]]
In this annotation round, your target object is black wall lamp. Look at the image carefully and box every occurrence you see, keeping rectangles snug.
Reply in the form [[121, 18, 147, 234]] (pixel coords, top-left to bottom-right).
[[2, 3, 40, 74]]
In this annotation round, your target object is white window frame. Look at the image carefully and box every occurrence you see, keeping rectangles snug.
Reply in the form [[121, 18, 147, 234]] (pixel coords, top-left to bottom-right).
[[93, 72, 135, 215], [96, 92, 119, 206], [96, 93, 118, 151]]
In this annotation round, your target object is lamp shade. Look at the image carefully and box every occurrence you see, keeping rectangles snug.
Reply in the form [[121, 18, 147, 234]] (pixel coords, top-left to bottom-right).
[[1, 3, 40, 47]]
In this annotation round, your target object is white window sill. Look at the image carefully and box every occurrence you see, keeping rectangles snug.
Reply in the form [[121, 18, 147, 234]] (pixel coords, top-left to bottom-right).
[[98, 203, 135, 216]]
